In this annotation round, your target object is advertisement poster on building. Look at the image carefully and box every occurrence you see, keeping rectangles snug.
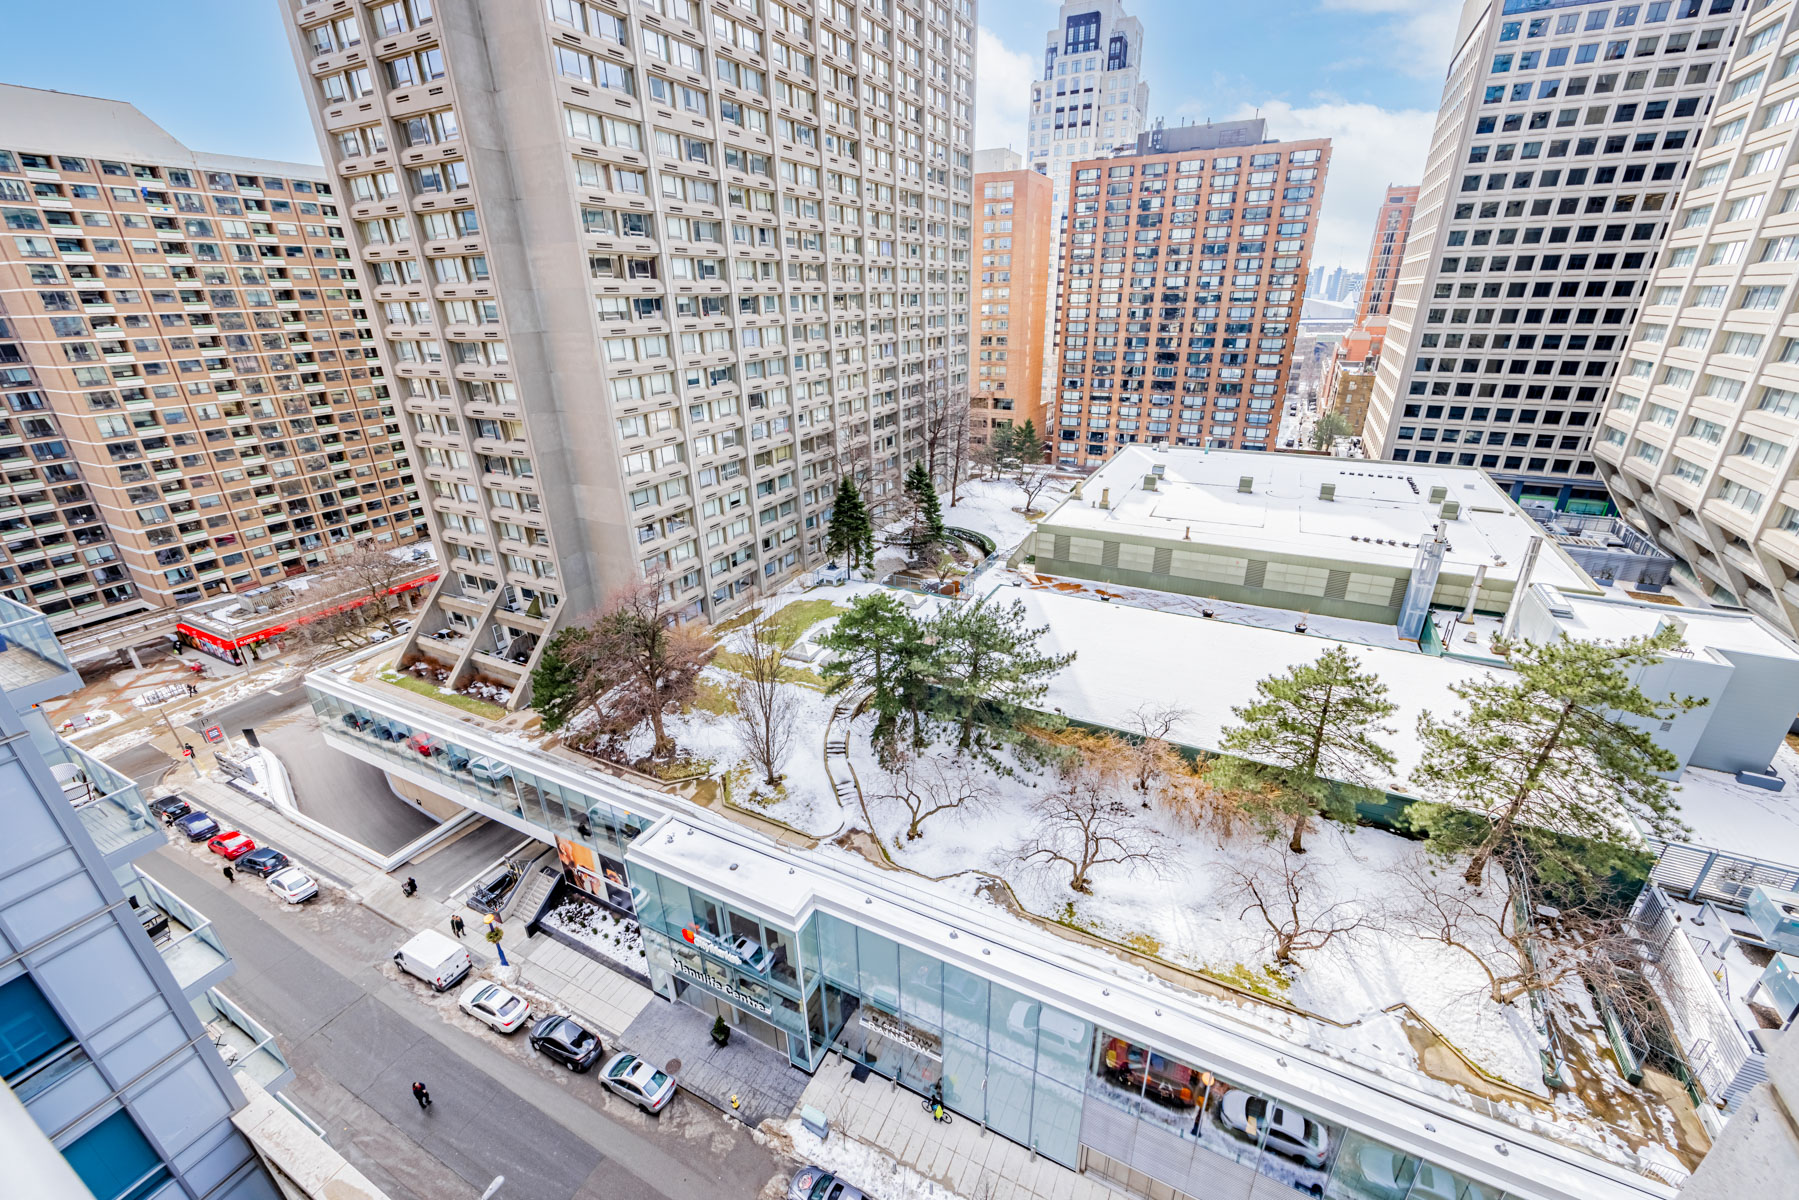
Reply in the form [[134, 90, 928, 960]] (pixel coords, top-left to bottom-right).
[[556, 836, 603, 897]]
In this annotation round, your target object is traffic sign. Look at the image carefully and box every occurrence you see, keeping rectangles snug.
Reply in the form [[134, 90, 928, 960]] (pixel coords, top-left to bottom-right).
[[203, 724, 225, 745]]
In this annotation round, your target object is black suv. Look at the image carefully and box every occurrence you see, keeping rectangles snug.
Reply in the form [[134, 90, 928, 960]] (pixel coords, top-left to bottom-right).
[[237, 848, 290, 878], [149, 794, 194, 825], [527, 1015, 602, 1072]]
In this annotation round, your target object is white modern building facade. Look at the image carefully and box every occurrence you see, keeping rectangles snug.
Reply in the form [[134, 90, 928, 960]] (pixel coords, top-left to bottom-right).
[[1362, 0, 1746, 513], [0, 595, 290, 1200], [1596, 0, 1799, 633], [278, 0, 976, 704]]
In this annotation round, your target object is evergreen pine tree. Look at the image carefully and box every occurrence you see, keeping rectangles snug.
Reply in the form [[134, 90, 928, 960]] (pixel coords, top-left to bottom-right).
[[1214, 646, 1398, 852], [903, 460, 945, 553], [1409, 627, 1705, 885], [930, 596, 1075, 750], [827, 476, 872, 569], [529, 626, 590, 732], [1014, 418, 1043, 465], [820, 592, 933, 753]]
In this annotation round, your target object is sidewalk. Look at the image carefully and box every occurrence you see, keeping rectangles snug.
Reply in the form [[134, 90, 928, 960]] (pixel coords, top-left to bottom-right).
[[788, 1057, 1129, 1200]]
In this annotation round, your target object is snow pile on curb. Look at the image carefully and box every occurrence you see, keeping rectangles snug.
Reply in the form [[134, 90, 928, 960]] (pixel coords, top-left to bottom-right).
[[765, 1118, 969, 1200]]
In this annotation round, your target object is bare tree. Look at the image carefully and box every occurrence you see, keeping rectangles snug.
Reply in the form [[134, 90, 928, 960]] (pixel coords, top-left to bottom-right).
[[1019, 734, 1166, 893], [728, 611, 800, 786], [289, 605, 373, 657], [1224, 842, 1370, 967], [1010, 464, 1058, 517], [333, 542, 416, 632], [1125, 702, 1189, 804], [560, 576, 713, 757], [879, 750, 994, 841], [1394, 862, 1641, 1007]]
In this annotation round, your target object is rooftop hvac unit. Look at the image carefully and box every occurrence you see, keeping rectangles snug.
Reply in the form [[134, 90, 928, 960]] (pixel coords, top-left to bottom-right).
[[1238, 475, 1254, 493], [1748, 886, 1799, 955], [1319, 483, 1336, 501], [1536, 584, 1576, 619], [1151, 463, 1166, 477], [1440, 500, 1460, 520], [1143, 473, 1158, 491], [1428, 485, 1447, 503], [1757, 953, 1799, 1024]]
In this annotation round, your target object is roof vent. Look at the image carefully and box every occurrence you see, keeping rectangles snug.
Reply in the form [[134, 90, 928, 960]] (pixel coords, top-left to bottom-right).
[[1440, 499, 1461, 521], [1238, 475, 1254, 493], [1428, 485, 1447, 504], [1319, 482, 1336, 502], [1143, 472, 1159, 491], [1151, 463, 1166, 477], [1538, 584, 1576, 619]]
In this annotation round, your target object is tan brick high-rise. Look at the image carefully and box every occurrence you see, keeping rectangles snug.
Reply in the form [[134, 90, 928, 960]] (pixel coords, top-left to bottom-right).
[[0, 85, 421, 627], [974, 149, 1052, 448], [1050, 122, 1330, 465]]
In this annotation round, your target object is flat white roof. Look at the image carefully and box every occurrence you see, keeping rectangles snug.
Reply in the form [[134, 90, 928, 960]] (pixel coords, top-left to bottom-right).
[[1043, 445, 1593, 593], [0, 84, 325, 181], [979, 575, 1489, 781], [1551, 591, 1799, 660], [629, 814, 1672, 1200]]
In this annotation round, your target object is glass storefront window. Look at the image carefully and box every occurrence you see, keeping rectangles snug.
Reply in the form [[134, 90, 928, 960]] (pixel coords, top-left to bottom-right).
[[856, 927, 899, 1011], [942, 963, 988, 1045], [985, 1049, 1035, 1144], [1035, 1005, 1090, 1090], [1030, 1073, 1083, 1167], [764, 925, 799, 991], [1252, 1095, 1343, 1195], [898, 944, 941, 1029], [1325, 1131, 1422, 1200], [942, 1032, 985, 1117], [987, 982, 1038, 1068], [818, 913, 858, 987]]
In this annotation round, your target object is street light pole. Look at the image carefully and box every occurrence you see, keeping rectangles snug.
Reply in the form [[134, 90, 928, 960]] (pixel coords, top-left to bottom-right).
[[481, 1178, 505, 1200]]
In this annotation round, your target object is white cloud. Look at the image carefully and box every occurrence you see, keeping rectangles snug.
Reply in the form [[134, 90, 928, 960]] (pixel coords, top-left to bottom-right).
[[974, 25, 1037, 155], [1188, 98, 1437, 272], [1318, 0, 1460, 78]]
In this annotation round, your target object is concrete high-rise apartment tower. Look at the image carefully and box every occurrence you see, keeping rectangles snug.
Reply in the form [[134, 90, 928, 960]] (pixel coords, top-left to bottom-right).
[[1596, 0, 1799, 632], [277, 0, 975, 705], [1051, 121, 1330, 466], [973, 148, 1053, 445], [0, 86, 423, 629], [1362, 0, 1743, 513], [0, 596, 292, 1200]]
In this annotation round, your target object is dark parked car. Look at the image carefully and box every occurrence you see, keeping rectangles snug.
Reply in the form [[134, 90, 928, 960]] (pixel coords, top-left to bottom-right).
[[527, 1015, 603, 1072], [237, 847, 290, 878], [149, 794, 193, 824], [173, 811, 220, 841], [787, 1166, 865, 1200]]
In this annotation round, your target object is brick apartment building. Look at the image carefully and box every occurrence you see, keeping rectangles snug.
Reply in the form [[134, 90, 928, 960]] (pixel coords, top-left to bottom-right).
[[974, 149, 1053, 447]]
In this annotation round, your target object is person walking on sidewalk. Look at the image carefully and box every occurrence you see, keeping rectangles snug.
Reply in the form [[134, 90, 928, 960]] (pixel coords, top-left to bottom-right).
[[411, 1082, 431, 1110], [450, 914, 465, 938], [401, 876, 418, 898], [221, 865, 234, 884]]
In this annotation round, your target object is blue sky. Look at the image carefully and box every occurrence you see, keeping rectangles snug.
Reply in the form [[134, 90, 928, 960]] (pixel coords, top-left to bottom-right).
[[4, 0, 1455, 270]]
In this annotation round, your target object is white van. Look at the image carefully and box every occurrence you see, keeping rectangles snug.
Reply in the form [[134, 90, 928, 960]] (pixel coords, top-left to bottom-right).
[[393, 929, 473, 992]]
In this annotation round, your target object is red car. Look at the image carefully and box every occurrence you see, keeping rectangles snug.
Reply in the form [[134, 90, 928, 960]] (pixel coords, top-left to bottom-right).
[[208, 831, 257, 860]]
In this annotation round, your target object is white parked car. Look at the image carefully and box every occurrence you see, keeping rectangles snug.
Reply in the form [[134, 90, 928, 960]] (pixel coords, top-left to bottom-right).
[[265, 866, 318, 904], [1217, 1089, 1330, 1168], [599, 1052, 675, 1112], [458, 981, 531, 1033]]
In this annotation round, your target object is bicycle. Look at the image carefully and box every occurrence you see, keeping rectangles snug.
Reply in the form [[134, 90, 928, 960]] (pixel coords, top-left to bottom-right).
[[921, 1091, 952, 1124]]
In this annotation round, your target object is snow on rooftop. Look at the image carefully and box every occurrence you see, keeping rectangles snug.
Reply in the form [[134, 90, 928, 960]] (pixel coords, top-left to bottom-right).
[[1668, 740, 1799, 869], [978, 574, 1492, 781], [1552, 591, 1799, 660], [1044, 445, 1592, 594]]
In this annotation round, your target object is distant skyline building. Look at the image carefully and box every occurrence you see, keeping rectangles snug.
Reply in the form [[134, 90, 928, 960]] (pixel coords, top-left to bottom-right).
[[1361, 0, 1744, 513], [1051, 121, 1330, 465], [1596, 0, 1799, 632], [1324, 183, 1419, 435], [974, 149, 1054, 447], [0, 85, 422, 630]]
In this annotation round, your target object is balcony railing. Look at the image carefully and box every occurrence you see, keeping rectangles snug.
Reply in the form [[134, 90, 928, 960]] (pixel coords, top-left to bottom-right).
[[193, 988, 292, 1093], [0, 593, 79, 704], [39, 736, 156, 863], [125, 869, 233, 997]]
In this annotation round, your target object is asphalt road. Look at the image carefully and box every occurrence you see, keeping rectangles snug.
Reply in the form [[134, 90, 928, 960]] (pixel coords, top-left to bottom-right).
[[109, 741, 179, 793], [148, 841, 788, 1200], [199, 683, 438, 854], [407, 819, 537, 903]]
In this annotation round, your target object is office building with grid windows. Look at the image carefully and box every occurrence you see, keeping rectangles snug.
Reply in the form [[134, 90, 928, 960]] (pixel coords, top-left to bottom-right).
[[1361, 0, 1746, 514], [1597, 0, 1799, 631], [1050, 122, 1331, 467], [0, 85, 423, 630], [277, 0, 975, 707]]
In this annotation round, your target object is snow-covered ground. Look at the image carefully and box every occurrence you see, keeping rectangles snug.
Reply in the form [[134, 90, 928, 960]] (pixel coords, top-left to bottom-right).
[[540, 894, 646, 971], [1667, 739, 1799, 867], [846, 721, 1548, 1093], [942, 475, 1071, 553]]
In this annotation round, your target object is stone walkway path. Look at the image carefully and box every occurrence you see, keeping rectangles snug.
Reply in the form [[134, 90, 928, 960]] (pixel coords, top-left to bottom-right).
[[619, 995, 810, 1126]]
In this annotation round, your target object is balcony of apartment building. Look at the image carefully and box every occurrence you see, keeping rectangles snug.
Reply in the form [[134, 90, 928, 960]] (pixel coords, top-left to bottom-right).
[[121, 869, 235, 999], [0, 593, 82, 708], [191, 989, 293, 1094]]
